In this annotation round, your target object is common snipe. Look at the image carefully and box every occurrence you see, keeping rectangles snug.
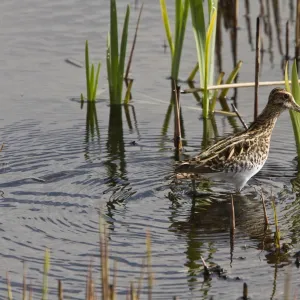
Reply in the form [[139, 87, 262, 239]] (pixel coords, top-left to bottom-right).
[[176, 88, 300, 192]]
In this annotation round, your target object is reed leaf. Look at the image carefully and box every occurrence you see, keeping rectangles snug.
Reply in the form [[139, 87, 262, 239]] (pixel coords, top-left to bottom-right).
[[159, 0, 174, 56], [92, 62, 101, 101], [124, 79, 133, 105], [210, 72, 225, 112], [85, 40, 91, 101], [110, 0, 119, 102], [190, 0, 206, 88], [118, 5, 130, 101], [107, 1, 130, 104], [288, 60, 300, 161], [83, 41, 101, 102], [203, 7, 217, 118], [187, 62, 199, 82], [284, 62, 291, 93], [219, 60, 243, 98], [160, 0, 189, 80]]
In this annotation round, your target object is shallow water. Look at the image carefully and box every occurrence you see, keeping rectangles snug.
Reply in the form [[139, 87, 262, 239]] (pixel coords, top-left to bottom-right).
[[0, 0, 300, 299]]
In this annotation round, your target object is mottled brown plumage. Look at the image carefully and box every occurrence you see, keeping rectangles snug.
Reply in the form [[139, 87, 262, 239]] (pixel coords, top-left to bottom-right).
[[176, 88, 300, 192]]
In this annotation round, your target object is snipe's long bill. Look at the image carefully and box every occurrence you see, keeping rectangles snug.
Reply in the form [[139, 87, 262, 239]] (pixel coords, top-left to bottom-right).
[[175, 88, 300, 192]]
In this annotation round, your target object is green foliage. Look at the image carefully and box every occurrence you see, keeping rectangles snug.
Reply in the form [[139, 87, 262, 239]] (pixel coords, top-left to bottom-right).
[[190, 0, 218, 118], [160, 0, 189, 80], [82, 40, 101, 102], [285, 60, 300, 161], [107, 0, 130, 105]]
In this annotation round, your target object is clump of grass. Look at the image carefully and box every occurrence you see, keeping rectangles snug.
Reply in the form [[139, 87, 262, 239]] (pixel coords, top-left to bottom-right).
[[285, 60, 300, 162], [159, 0, 189, 81], [6, 219, 154, 300], [107, 0, 130, 105], [81, 40, 101, 103]]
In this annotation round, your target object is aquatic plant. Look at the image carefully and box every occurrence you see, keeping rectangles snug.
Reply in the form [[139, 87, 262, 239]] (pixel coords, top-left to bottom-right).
[[190, 0, 218, 118], [159, 0, 189, 81], [285, 60, 300, 161], [107, 0, 130, 105], [81, 40, 101, 102]]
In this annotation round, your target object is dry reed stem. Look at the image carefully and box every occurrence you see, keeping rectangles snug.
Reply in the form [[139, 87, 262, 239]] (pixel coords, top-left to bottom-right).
[[260, 189, 269, 225], [100, 220, 109, 300], [136, 257, 146, 300], [58, 280, 63, 300], [254, 16, 261, 120], [29, 282, 33, 300], [23, 262, 27, 300], [146, 231, 153, 300], [125, 3, 144, 79], [230, 195, 236, 230], [200, 256, 209, 276], [181, 80, 300, 93], [243, 282, 248, 299], [7, 272, 12, 300], [231, 103, 248, 129]]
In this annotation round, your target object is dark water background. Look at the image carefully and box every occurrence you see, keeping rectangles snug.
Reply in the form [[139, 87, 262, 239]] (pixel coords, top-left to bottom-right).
[[0, 0, 300, 299]]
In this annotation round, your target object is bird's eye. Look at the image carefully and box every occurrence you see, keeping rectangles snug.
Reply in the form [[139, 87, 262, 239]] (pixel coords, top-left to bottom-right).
[[284, 94, 289, 100]]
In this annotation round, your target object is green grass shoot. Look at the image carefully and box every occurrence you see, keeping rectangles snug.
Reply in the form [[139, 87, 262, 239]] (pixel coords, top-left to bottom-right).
[[285, 60, 300, 161], [82, 40, 101, 102], [190, 0, 218, 118], [160, 0, 189, 80], [107, 0, 130, 105]]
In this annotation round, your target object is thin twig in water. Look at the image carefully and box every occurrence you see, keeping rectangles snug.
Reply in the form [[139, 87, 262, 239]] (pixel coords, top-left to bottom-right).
[[231, 103, 248, 130]]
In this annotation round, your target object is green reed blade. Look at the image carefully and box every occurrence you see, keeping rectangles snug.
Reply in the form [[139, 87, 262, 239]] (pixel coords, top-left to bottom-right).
[[119, 5, 130, 103], [90, 64, 95, 100], [210, 71, 225, 112], [124, 79, 133, 105], [160, 0, 174, 56], [219, 60, 243, 99], [203, 7, 217, 118], [172, 0, 189, 80], [110, 0, 119, 103], [208, 1, 218, 86], [107, 33, 112, 100], [42, 249, 50, 300], [284, 62, 291, 93], [190, 0, 206, 88], [290, 61, 300, 161], [85, 40, 91, 101], [92, 62, 101, 101], [187, 62, 199, 82]]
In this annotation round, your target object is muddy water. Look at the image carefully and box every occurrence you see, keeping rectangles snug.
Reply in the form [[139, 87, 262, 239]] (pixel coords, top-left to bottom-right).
[[0, 0, 300, 299]]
